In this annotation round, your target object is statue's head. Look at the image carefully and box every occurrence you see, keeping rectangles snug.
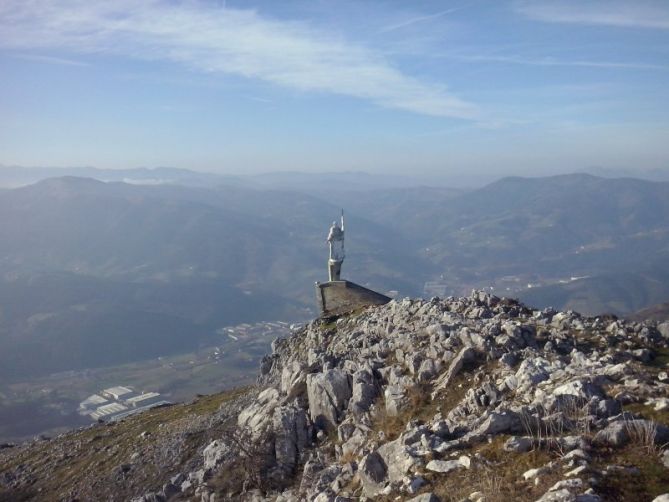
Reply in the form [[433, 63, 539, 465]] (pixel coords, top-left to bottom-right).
[[332, 221, 338, 227]]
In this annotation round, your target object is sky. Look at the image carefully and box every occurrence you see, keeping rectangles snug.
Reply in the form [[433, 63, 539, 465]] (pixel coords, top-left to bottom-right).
[[1, 0, 668, 179]]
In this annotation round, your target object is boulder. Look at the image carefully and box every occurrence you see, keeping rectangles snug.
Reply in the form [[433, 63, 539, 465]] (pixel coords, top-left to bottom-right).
[[384, 383, 412, 417], [238, 387, 280, 435], [202, 440, 229, 470], [657, 322, 669, 340], [307, 369, 352, 431], [281, 361, 307, 399], [515, 357, 551, 394], [273, 405, 310, 476], [474, 411, 522, 436], [376, 436, 422, 484], [553, 379, 603, 400], [432, 347, 476, 397], [417, 358, 440, 382], [348, 369, 379, 415], [594, 419, 669, 447], [425, 459, 465, 474], [504, 436, 533, 453], [358, 451, 387, 496]]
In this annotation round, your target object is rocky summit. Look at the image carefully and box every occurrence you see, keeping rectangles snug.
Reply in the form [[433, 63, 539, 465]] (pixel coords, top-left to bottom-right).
[[3, 292, 669, 502]]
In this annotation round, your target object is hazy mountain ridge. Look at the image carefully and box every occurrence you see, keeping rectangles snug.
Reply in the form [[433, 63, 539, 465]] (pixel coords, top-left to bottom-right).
[[0, 177, 431, 380], [0, 172, 668, 382], [0, 165, 240, 188], [334, 174, 669, 313]]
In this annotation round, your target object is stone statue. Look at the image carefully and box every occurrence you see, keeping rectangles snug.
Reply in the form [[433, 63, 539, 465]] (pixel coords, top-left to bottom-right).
[[327, 210, 345, 281]]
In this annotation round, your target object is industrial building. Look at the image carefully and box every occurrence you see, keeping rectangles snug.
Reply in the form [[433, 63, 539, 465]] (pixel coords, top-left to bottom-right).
[[79, 386, 170, 422]]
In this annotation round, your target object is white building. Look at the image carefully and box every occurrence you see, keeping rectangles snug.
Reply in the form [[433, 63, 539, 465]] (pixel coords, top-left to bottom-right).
[[102, 386, 136, 401], [78, 394, 108, 414], [124, 392, 162, 408], [90, 402, 128, 420], [79, 385, 171, 422]]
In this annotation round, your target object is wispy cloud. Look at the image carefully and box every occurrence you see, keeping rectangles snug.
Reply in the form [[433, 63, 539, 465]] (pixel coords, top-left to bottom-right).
[[445, 53, 668, 71], [515, 0, 669, 30], [379, 7, 461, 33], [0, 0, 477, 119], [11, 53, 89, 67]]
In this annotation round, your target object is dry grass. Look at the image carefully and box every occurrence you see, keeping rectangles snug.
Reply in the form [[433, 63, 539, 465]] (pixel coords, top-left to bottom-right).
[[625, 402, 669, 426], [519, 397, 592, 457], [624, 418, 659, 455], [0, 387, 250, 501], [592, 443, 669, 501], [371, 367, 478, 443], [427, 438, 557, 502]]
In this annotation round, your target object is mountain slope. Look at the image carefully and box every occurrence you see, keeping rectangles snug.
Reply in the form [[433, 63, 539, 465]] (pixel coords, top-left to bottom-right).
[[0, 177, 432, 380], [2, 293, 669, 501], [628, 302, 669, 322], [1, 173, 668, 381]]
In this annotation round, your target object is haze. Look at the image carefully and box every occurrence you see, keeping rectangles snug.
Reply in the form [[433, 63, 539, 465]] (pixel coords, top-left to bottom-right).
[[1, 0, 669, 180]]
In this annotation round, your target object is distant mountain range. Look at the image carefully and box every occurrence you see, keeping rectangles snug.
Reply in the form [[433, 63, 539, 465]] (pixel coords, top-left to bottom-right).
[[0, 168, 668, 380], [0, 165, 444, 191]]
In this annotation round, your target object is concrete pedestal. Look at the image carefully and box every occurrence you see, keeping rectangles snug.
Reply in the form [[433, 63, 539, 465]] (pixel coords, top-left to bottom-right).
[[315, 280, 391, 317]]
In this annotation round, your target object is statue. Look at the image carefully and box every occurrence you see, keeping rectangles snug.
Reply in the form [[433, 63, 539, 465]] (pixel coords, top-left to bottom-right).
[[327, 210, 345, 281], [315, 209, 390, 315]]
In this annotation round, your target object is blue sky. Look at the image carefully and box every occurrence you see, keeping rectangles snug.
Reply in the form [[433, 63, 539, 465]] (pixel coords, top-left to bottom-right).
[[1, 0, 668, 179]]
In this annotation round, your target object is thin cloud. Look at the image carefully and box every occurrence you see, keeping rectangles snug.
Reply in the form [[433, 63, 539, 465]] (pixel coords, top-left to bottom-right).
[[0, 0, 477, 119], [444, 53, 668, 71], [379, 8, 461, 33], [11, 53, 89, 67], [515, 0, 669, 30]]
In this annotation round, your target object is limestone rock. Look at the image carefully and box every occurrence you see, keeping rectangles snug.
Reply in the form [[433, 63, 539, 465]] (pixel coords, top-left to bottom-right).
[[238, 387, 280, 435], [358, 451, 387, 496], [307, 369, 352, 431], [203, 440, 229, 470], [425, 459, 464, 474], [504, 436, 533, 453], [432, 347, 476, 397], [273, 405, 310, 476], [348, 368, 379, 415]]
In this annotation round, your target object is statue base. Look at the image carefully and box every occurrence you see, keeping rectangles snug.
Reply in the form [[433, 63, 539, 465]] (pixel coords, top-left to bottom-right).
[[328, 260, 342, 282], [315, 280, 391, 317]]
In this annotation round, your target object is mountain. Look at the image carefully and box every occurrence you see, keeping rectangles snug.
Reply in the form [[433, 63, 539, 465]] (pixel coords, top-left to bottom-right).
[[582, 166, 669, 182], [0, 165, 240, 188], [326, 174, 669, 283], [2, 293, 669, 501], [518, 265, 669, 316], [0, 177, 430, 380], [424, 174, 669, 281], [0, 177, 427, 297], [0, 165, 446, 191], [628, 302, 669, 322], [1, 173, 668, 381], [326, 173, 669, 311]]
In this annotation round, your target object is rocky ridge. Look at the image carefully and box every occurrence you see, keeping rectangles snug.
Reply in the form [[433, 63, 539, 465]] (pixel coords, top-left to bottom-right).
[[3, 292, 669, 501]]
